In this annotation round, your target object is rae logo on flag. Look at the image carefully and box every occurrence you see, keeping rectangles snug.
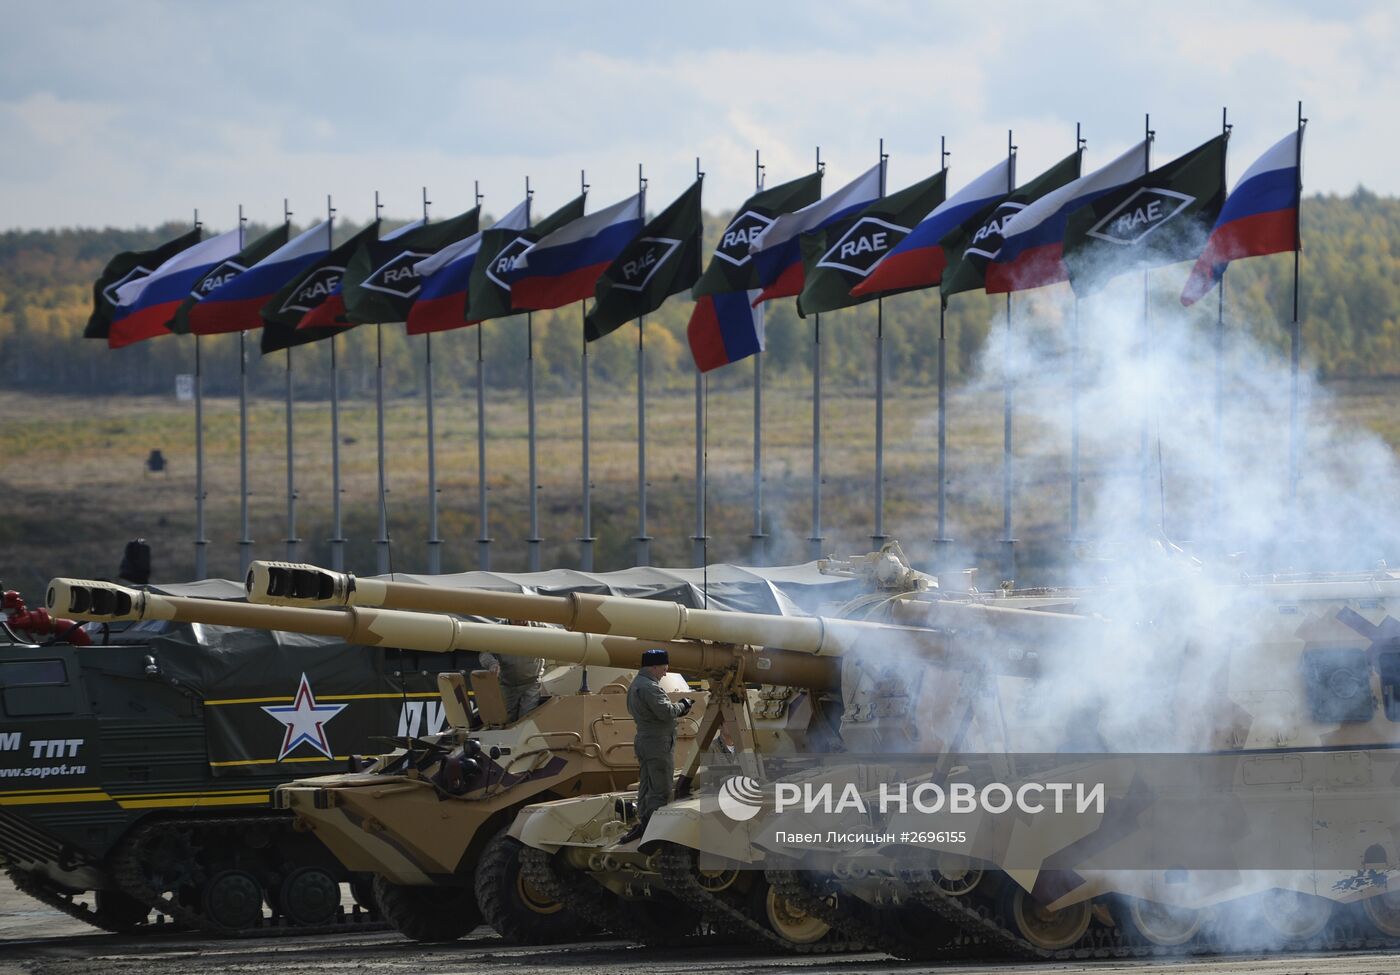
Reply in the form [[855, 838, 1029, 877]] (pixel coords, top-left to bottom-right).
[[362, 251, 432, 298], [485, 236, 534, 290], [817, 217, 909, 277], [191, 260, 246, 299], [103, 266, 153, 306], [1086, 188, 1196, 246], [279, 266, 345, 315], [965, 203, 1026, 261], [614, 237, 681, 292], [715, 211, 773, 266]]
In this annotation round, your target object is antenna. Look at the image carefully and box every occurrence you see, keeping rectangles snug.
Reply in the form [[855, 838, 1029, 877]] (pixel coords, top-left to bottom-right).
[[283, 198, 292, 225], [422, 185, 430, 222], [815, 146, 825, 176], [941, 135, 949, 172]]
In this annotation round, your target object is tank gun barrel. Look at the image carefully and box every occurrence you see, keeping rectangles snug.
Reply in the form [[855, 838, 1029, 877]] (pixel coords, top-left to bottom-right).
[[245, 560, 947, 658], [47, 578, 840, 690]]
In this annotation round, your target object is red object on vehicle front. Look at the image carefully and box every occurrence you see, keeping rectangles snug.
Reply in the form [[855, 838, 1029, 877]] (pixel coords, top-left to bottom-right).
[[2, 590, 92, 646]]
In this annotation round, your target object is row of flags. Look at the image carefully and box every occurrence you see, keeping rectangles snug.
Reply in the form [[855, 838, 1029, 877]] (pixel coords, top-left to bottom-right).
[[84, 128, 1303, 372]]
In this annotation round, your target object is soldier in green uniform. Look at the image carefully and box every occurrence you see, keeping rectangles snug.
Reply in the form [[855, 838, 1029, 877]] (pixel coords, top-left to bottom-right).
[[478, 644, 546, 722], [619, 648, 692, 843]]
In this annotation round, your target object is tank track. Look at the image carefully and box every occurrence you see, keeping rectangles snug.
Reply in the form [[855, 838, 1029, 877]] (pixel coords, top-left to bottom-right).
[[111, 813, 387, 938], [5, 865, 178, 935], [891, 866, 1400, 961], [763, 864, 978, 960], [516, 846, 683, 946], [651, 843, 862, 955]]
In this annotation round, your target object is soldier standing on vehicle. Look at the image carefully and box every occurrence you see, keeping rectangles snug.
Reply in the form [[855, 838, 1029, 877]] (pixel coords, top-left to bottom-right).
[[619, 648, 693, 844], [478, 621, 547, 722]]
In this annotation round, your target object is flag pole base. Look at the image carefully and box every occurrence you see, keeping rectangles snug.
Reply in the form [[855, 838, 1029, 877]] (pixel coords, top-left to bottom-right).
[[999, 538, 1017, 588], [807, 535, 826, 562], [375, 538, 390, 576], [477, 538, 493, 572], [931, 537, 953, 577], [634, 536, 653, 568], [527, 537, 543, 573], [576, 537, 597, 573], [238, 539, 254, 577], [328, 539, 346, 573], [869, 532, 890, 547], [426, 538, 442, 575], [691, 535, 711, 569], [747, 533, 767, 567], [284, 537, 301, 561]]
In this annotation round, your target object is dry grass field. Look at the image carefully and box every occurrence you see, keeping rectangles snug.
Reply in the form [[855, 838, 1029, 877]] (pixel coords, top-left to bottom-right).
[[4, 376, 1400, 592]]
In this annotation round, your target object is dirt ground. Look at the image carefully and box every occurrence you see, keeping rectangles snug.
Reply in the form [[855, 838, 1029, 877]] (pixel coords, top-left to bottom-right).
[[3, 875, 1396, 975]]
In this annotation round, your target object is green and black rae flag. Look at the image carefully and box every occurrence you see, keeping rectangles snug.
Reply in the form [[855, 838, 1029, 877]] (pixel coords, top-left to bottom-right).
[[692, 171, 822, 298], [342, 208, 480, 324], [259, 222, 378, 354], [467, 194, 587, 323], [168, 224, 289, 334], [795, 170, 946, 317], [85, 227, 202, 339], [941, 151, 1081, 300], [585, 178, 704, 341], [1062, 134, 1228, 295]]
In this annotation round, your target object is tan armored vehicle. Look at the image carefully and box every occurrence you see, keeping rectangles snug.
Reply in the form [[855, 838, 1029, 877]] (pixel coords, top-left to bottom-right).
[[504, 550, 1400, 959], [43, 559, 870, 945]]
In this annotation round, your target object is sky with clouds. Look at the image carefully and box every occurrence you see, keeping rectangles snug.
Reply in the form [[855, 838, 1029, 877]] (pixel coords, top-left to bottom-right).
[[1, 0, 1394, 231]]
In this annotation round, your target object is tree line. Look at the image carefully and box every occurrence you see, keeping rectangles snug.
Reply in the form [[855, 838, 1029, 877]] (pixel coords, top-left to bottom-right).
[[2, 188, 1396, 400]]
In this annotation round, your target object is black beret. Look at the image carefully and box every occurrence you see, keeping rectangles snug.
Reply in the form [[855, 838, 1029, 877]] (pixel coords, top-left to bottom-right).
[[641, 648, 669, 666]]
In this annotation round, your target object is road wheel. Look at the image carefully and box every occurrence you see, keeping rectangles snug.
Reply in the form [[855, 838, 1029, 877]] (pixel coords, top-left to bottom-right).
[[1362, 889, 1400, 937], [1122, 896, 1202, 946], [1259, 889, 1333, 942], [350, 873, 377, 913], [201, 870, 264, 931], [756, 879, 830, 946], [279, 866, 341, 927], [1005, 885, 1091, 951], [372, 875, 480, 942], [474, 828, 583, 944]]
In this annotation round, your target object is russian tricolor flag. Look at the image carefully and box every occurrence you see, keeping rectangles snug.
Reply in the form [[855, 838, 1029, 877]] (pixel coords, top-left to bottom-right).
[[1181, 130, 1301, 306], [987, 140, 1147, 294], [109, 229, 241, 348], [749, 163, 881, 305], [407, 198, 530, 335], [687, 291, 764, 373], [509, 193, 643, 312], [850, 157, 1011, 299], [187, 222, 331, 335]]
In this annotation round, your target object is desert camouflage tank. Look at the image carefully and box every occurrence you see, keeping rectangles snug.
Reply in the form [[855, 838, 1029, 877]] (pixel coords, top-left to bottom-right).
[[43, 558, 874, 945], [503, 545, 1400, 960]]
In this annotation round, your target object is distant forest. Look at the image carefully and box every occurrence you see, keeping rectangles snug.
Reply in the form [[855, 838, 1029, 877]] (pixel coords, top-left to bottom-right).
[[2, 189, 1397, 399]]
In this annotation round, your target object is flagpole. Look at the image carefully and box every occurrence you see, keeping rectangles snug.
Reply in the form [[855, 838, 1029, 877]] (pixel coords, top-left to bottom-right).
[[237, 204, 253, 577], [1139, 115, 1156, 533], [1000, 131, 1018, 584], [192, 208, 208, 579], [634, 162, 651, 567], [422, 186, 442, 574], [282, 198, 299, 561], [749, 149, 767, 565], [327, 195, 345, 571], [1069, 124, 1086, 552], [373, 191, 391, 575], [808, 146, 826, 562], [872, 139, 889, 547], [934, 136, 951, 570], [692, 156, 708, 568], [525, 176, 543, 571], [1288, 101, 1308, 507], [1213, 108, 1232, 549], [474, 182, 491, 570], [577, 171, 597, 571]]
